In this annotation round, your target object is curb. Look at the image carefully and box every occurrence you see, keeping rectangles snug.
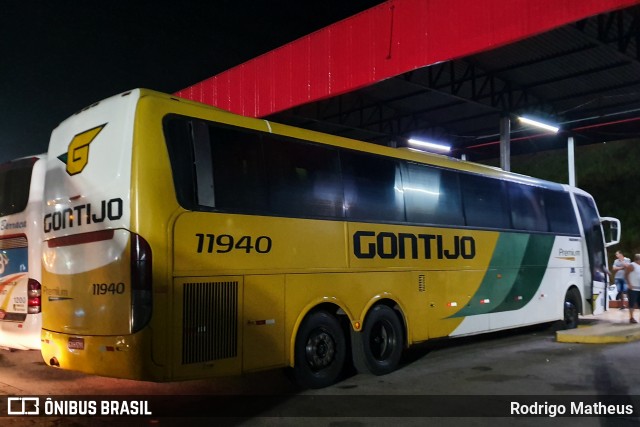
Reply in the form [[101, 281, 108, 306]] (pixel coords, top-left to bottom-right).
[[556, 321, 640, 344]]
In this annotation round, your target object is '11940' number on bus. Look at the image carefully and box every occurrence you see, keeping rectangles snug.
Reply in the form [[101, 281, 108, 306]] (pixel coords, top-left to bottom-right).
[[195, 234, 272, 254], [93, 282, 125, 295]]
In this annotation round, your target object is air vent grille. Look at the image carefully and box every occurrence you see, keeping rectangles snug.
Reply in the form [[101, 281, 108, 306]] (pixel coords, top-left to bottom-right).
[[418, 274, 426, 292], [182, 281, 238, 364]]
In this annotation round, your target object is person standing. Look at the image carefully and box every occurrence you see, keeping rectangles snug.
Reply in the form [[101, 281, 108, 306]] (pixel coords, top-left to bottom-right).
[[613, 250, 630, 309], [624, 254, 640, 324]]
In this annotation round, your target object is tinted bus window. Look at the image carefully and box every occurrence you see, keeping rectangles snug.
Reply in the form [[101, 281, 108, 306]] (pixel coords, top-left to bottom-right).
[[403, 162, 464, 226], [0, 158, 36, 217], [210, 126, 269, 213], [265, 137, 343, 218], [163, 117, 200, 210], [165, 116, 269, 212], [165, 115, 344, 218], [545, 190, 580, 234], [342, 151, 404, 222], [508, 182, 548, 232], [460, 174, 510, 229]]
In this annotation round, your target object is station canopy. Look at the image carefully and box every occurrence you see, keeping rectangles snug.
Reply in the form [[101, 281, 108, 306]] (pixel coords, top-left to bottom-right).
[[176, 0, 640, 161]]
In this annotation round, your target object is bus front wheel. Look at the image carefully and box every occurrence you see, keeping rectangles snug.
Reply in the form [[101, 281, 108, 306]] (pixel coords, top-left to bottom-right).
[[352, 304, 404, 376], [563, 288, 581, 329], [293, 310, 346, 389]]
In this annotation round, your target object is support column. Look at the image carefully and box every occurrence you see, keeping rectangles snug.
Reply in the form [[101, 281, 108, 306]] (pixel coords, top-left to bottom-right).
[[500, 116, 511, 171], [568, 136, 576, 187]]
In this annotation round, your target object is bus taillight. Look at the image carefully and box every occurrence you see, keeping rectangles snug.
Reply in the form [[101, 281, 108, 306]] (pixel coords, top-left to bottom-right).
[[27, 279, 41, 314], [130, 233, 152, 333]]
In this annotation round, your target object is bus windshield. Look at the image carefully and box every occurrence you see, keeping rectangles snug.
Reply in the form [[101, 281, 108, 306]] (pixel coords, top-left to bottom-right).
[[0, 157, 36, 217]]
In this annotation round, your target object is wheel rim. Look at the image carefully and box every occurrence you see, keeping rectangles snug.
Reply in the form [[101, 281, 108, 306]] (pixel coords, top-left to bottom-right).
[[304, 329, 336, 372], [369, 319, 396, 361]]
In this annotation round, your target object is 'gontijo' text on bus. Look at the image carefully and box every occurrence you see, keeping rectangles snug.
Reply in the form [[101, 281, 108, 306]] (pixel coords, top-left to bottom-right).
[[353, 230, 476, 260], [43, 198, 123, 233]]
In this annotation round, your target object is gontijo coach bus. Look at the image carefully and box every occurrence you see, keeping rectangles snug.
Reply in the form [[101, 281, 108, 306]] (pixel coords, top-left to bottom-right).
[[0, 155, 45, 350], [40, 89, 620, 388]]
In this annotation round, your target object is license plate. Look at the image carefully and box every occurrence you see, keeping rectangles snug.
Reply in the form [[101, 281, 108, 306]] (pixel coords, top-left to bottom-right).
[[68, 337, 85, 350]]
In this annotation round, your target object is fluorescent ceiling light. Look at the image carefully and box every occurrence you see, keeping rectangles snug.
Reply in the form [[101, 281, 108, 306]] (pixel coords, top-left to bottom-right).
[[407, 138, 451, 152], [518, 116, 559, 133]]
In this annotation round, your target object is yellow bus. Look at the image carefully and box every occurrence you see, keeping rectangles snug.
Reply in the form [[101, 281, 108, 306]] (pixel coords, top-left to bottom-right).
[[40, 89, 619, 388], [0, 155, 45, 350]]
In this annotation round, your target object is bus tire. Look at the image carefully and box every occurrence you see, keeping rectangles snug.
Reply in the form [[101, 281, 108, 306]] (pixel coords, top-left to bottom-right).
[[353, 304, 403, 376], [293, 310, 346, 389], [563, 288, 581, 329]]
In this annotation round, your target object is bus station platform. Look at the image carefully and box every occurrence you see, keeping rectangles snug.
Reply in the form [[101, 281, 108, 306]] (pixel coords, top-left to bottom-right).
[[557, 308, 640, 344]]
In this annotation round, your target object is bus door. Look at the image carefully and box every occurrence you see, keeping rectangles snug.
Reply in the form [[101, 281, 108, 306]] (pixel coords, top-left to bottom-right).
[[574, 195, 619, 314]]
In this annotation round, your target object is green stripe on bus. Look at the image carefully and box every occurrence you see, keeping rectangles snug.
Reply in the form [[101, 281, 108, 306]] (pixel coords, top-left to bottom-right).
[[492, 234, 556, 312], [449, 233, 555, 318]]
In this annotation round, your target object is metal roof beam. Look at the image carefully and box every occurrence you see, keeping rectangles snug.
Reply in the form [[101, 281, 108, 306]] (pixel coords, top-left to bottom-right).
[[573, 7, 640, 62], [550, 78, 640, 103], [523, 60, 632, 90], [563, 96, 640, 120], [402, 61, 556, 117]]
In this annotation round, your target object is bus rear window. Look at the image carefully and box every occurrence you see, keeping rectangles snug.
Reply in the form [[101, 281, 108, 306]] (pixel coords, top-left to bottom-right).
[[0, 158, 36, 217]]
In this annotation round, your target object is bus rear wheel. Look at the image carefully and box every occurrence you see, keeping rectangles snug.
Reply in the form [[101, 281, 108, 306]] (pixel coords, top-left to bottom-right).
[[353, 304, 403, 376], [293, 310, 346, 389]]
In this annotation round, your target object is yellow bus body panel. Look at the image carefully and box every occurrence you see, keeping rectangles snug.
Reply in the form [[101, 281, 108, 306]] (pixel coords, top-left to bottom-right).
[[173, 213, 348, 274], [242, 275, 286, 372]]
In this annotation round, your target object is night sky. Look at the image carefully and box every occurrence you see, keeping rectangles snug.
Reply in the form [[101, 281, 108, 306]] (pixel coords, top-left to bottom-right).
[[0, 1, 386, 163]]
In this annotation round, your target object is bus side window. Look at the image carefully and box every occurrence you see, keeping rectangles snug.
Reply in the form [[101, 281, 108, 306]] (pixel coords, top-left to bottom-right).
[[341, 151, 405, 223], [163, 117, 199, 210], [544, 190, 580, 235], [508, 182, 549, 232], [460, 174, 510, 229], [402, 162, 464, 226], [265, 137, 343, 218], [164, 116, 270, 213], [191, 121, 215, 208], [210, 126, 268, 213]]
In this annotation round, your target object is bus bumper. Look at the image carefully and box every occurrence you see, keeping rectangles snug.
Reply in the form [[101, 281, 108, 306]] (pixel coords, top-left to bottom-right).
[[40, 329, 154, 381]]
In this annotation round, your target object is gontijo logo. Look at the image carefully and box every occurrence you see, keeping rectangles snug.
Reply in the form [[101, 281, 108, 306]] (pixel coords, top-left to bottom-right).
[[57, 124, 106, 176]]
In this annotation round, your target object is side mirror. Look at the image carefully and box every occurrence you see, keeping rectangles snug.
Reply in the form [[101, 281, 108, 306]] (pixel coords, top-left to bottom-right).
[[600, 217, 621, 248]]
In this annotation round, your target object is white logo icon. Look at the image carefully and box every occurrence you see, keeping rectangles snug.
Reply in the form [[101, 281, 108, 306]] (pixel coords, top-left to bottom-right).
[[7, 397, 40, 415]]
